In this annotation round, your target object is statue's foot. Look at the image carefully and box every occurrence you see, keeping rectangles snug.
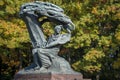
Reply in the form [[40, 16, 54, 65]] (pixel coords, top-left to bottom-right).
[[39, 67, 47, 72], [34, 66, 40, 70]]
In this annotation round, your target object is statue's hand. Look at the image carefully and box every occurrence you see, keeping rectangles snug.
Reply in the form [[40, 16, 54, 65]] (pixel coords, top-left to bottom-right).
[[58, 34, 71, 44]]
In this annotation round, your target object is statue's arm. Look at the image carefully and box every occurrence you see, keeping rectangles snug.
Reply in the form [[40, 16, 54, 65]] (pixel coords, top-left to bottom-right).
[[45, 40, 58, 48], [46, 34, 71, 48]]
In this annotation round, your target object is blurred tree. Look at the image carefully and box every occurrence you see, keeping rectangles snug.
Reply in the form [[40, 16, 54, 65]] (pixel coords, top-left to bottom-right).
[[0, 0, 120, 80]]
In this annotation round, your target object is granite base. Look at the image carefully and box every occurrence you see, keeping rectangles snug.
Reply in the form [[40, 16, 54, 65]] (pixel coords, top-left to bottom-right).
[[14, 73, 84, 80]]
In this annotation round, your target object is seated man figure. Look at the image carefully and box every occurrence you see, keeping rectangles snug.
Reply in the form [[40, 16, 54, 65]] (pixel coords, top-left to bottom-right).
[[32, 24, 71, 72]]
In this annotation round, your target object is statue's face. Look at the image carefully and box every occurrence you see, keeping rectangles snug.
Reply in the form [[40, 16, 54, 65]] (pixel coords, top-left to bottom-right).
[[54, 26, 62, 34]]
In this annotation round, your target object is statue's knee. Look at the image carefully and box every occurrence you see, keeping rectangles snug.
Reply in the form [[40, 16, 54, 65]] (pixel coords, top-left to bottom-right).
[[32, 48, 37, 54]]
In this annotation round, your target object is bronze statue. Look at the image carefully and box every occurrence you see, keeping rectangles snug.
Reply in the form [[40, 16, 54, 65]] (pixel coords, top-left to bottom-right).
[[19, 1, 77, 74]]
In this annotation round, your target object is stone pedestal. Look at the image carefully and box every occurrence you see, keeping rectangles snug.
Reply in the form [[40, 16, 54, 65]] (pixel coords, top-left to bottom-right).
[[14, 73, 84, 80]]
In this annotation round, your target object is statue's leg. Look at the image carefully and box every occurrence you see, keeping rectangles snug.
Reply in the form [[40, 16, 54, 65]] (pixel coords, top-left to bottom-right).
[[32, 49, 41, 70], [37, 49, 52, 69]]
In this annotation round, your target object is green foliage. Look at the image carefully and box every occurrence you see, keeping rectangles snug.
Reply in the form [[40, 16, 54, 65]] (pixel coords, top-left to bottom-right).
[[0, 0, 120, 80], [0, 20, 29, 48]]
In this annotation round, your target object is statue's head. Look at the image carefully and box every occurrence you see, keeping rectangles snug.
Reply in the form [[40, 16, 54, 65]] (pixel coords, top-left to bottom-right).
[[54, 25, 62, 34]]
